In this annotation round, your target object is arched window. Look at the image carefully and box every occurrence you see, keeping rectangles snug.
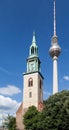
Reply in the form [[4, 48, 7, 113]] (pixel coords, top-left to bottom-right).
[[31, 46, 34, 54], [28, 78, 33, 87]]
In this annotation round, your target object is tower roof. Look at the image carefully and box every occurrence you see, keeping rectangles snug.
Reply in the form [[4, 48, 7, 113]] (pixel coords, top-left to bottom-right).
[[29, 32, 38, 58], [32, 32, 36, 45], [31, 32, 37, 47]]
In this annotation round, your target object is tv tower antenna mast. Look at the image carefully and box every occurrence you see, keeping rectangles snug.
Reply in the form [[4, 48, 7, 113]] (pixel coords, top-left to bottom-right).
[[49, 0, 61, 94], [54, 0, 56, 36]]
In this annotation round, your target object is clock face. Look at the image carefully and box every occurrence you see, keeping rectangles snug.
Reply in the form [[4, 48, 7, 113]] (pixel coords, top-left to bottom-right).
[[29, 62, 35, 71], [31, 63, 35, 71]]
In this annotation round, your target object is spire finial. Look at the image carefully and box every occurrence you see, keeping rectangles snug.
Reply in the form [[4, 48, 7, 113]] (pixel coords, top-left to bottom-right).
[[32, 31, 36, 43], [54, 0, 56, 36]]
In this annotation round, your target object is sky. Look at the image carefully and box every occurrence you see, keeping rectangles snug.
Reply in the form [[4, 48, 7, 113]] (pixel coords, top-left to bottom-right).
[[0, 0, 69, 126]]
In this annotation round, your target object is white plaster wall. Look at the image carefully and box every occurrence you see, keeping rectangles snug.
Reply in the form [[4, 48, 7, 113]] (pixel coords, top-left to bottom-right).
[[23, 72, 43, 109]]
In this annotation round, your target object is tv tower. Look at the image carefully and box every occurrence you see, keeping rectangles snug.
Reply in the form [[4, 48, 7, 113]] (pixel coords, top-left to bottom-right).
[[49, 0, 61, 94]]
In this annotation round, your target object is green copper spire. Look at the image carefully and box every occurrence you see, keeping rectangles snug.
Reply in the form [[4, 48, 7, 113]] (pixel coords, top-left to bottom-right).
[[32, 32, 36, 44], [29, 32, 38, 57], [27, 32, 41, 73]]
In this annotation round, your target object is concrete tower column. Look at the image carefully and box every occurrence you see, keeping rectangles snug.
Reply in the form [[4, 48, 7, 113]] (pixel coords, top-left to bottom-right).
[[53, 56, 58, 94]]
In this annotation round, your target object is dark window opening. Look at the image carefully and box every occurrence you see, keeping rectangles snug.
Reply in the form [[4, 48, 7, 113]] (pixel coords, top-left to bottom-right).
[[31, 47, 34, 54], [29, 92, 32, 98], [28, 78, 33, 87]]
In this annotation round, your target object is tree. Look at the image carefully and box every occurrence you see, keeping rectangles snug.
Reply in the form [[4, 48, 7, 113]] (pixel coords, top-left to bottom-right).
[[3, 115, 16, 130], [23, 90, 69, 130], [23, 106, 40, 130], [40, 90, 69, 130]]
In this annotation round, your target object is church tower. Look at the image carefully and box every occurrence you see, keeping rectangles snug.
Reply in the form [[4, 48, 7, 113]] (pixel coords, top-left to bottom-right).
[[23, 32, 44, 111], [16, 32, 44, 130]]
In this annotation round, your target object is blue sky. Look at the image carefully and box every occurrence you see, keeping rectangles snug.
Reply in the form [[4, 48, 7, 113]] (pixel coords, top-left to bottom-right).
[[0, 0, 69, 125]]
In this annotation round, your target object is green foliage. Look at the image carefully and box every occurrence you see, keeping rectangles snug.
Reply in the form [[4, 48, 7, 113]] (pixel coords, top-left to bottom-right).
[[40, 90, 69, 130], [24, 90, 69, 130], [3, 115, 16, 130], [23, 106, 40, 130]]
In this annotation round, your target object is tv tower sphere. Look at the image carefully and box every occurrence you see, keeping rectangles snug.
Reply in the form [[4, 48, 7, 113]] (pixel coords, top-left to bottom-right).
[[49, 36, 61, 58]]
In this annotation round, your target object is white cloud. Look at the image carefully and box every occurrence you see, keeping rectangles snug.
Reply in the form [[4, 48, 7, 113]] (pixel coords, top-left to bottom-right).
[[0, 85, 21, 96], [0, 95, 20, 112], [63, 76, 69, 81], [0, 113, 8, 126], [0, 95, 21, 126]]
